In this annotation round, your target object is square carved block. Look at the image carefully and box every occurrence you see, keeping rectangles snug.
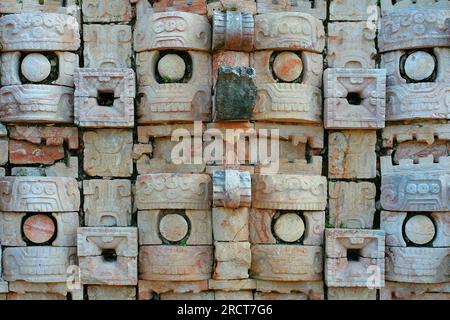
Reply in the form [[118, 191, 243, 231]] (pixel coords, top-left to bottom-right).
[[74, 68, 135, 128], [380, 281, 450, 300], [255, 280, 325, 300], [324, 68, 386, 129], [329, 0, 377, 21], [82, 0, 134, 23], [138, 280, 209, 300], [213, 242, 251, 280], [77, 227, 138, 257], [212, 207, 249, 242], [256, 0, 327, 20], [213, 170, 251, 208]]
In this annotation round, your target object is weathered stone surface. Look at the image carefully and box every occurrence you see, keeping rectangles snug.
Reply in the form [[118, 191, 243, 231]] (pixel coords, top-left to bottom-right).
[[209, 279, 256, 291], [380, 281, 450, 300], [214, 242, 251, 280], [213, 51, 250, 85], [273, 213, 305, 243], [252, 174, 327, 211], [207, 0, 256, 18], [329, 182, 376, 229], [213, 170, 251, 208], [405, 215, 436, 245], [23, 214, 55, 244], [134, 11, 211, 52], [212, 207, 249, 242], [329, 130, 377, 179], [21, 53, 51, 82], [327, 287, 377, 300], [83, 25, 132, 69], [9, 140, 64, 165], [77, 227, 138, 257], [7, 292, 66, 300], [327, 22, 376, 69], [0, 176, 80, 212], [82, 0, 134, 23], [212, 11, 254, 52], [158, 54, 186, 82], [324, 68, 386, 129], [160, 291, 214, 300], [8, 126, 78, 149], [79, 256, 137, 286], [382, 123, 450, 148], [256, 0, 327, 20], [385, 247, 449, 283], [87, 286, 136, 300], [138, 210, 212, 245], [379, 9, 450, 53], [326, 229, 385, 259], [0, 85, 74, 123], [84, 180, 132, 227], [404, 51, 436, 81], [139, 246, 213, 281], [0, 124, 7, 166], [0, 13, 80, 51], [251, 245, 323, 281], [2, 247, 77, 282], [214, 66, 257, 121], [0, 0, 80, 14], [215, 290, 254, 300], [380, 156, 450, 212], [136, 174, 212, 210], [83, 130, 133, 177], [74, 68, 135, 128], [254, 13, 325, 52], [7, 281, 81, 297], [272, 52, 303, 82], [138, 280, 208, 299], [151, 0, 207, 15], [325, 257, 385, 288], [330, 0, 377, 21], [11, 157, 79, 178], [255, 292, 309, 300]]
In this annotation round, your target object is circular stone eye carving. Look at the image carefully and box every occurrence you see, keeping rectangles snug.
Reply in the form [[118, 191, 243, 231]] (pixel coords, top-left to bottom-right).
[[157, 53, 186, 82], [404, 215, 436, 245], [401, 50, 436, 83], [273, 213, 305, 243], [22, 214, 56, 244], [21, 53, 51, 83], [159, 213, 189, 243], [272, 51, 303, 83], [406, 183, 417, 194]]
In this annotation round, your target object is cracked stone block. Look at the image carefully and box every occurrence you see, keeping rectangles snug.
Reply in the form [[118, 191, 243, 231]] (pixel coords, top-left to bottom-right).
[[327, 22, 377, 69], [380, 281, 450, 300], [214, 66, 257, 121], [138, 280, 208, 299], [11, 157, 79, 178], [212, 207, 249, 242], [207, 0, 256, 19], [209, 279, 256, 291], [324, 68, 386, 129], [0, 176, 80, 212], [327, 287, 377, 300], [213, 51, 250, 85], [83, 129, 133, 177], [328, 130, 377, 179], [213, 170, 251, 208], [87, 286, 136, 300], [134, 11, 211, 52], [254, 12, 325, 53], [2, 247, 77, 282], [160, 291, 214, 300], [8, 126, 78, 149], [139, 246, 213, 281], [138, 210, 212, 245], [329, 182, 376, 229], [385, 247, 449, 283], [151, 0, 207, 15], [83, 24, 132, 69], [380, 156, 450, 212], [0, 0, 80, 14], [136, 174, 212, 210], [82, 0, 134, 23], [212, 11, 254, 52], [213, 242, 251, 280], [79, 256, 137, 286], [7, 281, 83, 300], [74, 68, 135, 128], [83, 180, 132, 227], [256, 0, 327, 20], [77, 227, 138, 257], [0, 124, 8, 165], [252, 174, 327, 211], [9, 141, 62, 165], [330, 0, 377, 21], [251, 245, 323, 281]]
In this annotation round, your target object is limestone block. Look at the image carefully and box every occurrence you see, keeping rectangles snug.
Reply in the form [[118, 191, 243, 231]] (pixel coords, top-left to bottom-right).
[[136, 174, 212, 210], [382, 122, 450, 148], [255, 292, 309, 300], [0, 281, 7, 294], [83, 180, 132, 227], [212, 207, 249, 242], [138, 210, 212, 245], [79, 256, 137, 286], [256, 0, 327, 20], [7, 281, 83, 299], [327, 22, 376, 69], [2, 247, 77, 282], [9, 140, 62, 165], [252, 174, 327, 211], [380, 156, 450, 212], [87, 286, 136, 300], [385, 247, 449, 283], [324, 68, 386, 129], [139, 246, 213, 281], [254, 13, 325, 53], [207, 0, 256, 19], [0, 13, 80, 51], [213, 170, 251, 208], [380, 0, 450, 15], [160, 291, 214, 300], [82, 0, 134, 23], [151, 0, 207, 15], [329, 182, 376, 229], [7, 293, 66, 300], [381, 211, 449, 248], [213, 242, 251, 280], [0, 176, 80, 212], [249, 209, 324, 246], [251, 245, 323, 281], [215, 291, 254, 300], [330, 0, 378, 21], [0, 85, 74, 123], [74, 68, 135, 128], [83, 25, 132, 68], [83, 129, 133, 177], [213, 51, 250, 86], [9, 126, 78, 149], [136, 51, 212, 123], [212, 11, 254, 52], [0, 0, 80, 14], [380, 281, 450, 300], [325, 229, 385, 259], [77, 227, 138, 257], [325, 257, 385, 288], [327, 287, 377, 300], [134, 11, 211, 52], [138, 280, 208, 299], [0, 125, 8, 166], [209, 279, 256, 291], [379, 9, 450, 52], [11, 157, 79, 178], [329, 130, 377, 179]]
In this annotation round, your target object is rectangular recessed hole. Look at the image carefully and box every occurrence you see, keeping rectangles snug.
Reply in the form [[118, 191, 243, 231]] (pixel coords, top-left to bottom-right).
[[346, 92, 363, 105], [97, 90, 115, 107], [347, 249, 361, 262], [102, 249, 117, 262]]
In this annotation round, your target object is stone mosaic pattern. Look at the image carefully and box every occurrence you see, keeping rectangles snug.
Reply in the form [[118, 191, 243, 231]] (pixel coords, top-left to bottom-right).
[[0, 0, 448, 300]]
